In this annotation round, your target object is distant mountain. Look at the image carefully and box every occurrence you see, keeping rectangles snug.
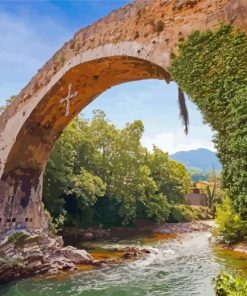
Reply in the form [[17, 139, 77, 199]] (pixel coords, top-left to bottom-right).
[[170, 148, 222, 173]]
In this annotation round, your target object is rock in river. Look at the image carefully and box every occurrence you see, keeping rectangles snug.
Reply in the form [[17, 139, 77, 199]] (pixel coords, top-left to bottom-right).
[[0, 230, 93, 284]]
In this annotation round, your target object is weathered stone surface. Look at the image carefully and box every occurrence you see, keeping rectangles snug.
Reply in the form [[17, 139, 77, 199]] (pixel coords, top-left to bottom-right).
[[122, 247, 151, 259], [0, 230, 152, 283], [0, 0, 247, 234], [0, 231, 93, 284], [173, 0, 199, 11], [61, 246, 93, 264]]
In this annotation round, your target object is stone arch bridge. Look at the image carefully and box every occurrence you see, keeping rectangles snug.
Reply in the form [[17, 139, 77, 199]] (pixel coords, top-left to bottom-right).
[[0, 0, 246, 233]]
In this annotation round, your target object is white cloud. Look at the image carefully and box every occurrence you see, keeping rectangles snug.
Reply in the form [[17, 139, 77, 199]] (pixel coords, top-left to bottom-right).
[[141, 128, 215, 154], [85, 80, 216, 153]]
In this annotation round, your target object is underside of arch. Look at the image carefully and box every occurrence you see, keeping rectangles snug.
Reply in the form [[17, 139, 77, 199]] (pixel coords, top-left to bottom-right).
[[0, 55, 168, 233]]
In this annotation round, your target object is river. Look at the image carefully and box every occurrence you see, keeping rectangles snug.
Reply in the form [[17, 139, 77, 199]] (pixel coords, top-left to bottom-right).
[[1, 230, 247, 296]]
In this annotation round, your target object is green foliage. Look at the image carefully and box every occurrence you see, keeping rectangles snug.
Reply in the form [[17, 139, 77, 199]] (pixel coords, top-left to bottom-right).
[[169, 205, 212, 222], [141, 193, 170, 223], [69, 168, 106, 207], [170, 205, 197, 222], [148, 146, 191, 203], [52, 214, 65, 234], [206, 184, 216, 210], [170, 25, 247, 219], [0, 95, 16, 115], [214, 272, 247, 296], [189, 168, 208, 182], [93, 197, 123, 227], [44, 111, 191, 228], [192, 206, 213, 220], [207, 169, 225, 213], [45, 209, 65, 234], [0, 105, 5, 115], [213, 197, 247, 244], [8, 232, 29, 247]]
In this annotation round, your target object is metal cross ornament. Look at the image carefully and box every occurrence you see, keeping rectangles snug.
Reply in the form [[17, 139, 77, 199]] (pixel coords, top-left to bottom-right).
[[60, 83, 78, 117]]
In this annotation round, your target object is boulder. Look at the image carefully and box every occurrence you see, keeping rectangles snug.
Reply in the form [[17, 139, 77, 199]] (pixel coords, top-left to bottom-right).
[[0, 231, 93, 284], [61, 246, 93, 264]]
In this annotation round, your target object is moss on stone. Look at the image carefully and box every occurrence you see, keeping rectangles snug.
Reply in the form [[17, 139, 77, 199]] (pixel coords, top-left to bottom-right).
[[8, 232, 29, 247]]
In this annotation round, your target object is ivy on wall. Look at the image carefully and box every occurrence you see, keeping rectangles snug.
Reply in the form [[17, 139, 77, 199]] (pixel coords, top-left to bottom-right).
[[170, 25, 247, 218]]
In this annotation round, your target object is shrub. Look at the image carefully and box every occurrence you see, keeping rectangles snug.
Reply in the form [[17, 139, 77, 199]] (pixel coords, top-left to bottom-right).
[[169, 205, 213, 222], [192, 206, 213, 220], [214, 272, 247, 296], [45, 210, 65, 234], [213, 197, 247, 244], [8, 232, 29, 247], [144, 193, 171, 223], [169, 204, 198, 222]]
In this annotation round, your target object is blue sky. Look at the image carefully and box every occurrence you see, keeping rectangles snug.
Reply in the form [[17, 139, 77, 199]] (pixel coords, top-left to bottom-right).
[[0, 0, 215, 154]]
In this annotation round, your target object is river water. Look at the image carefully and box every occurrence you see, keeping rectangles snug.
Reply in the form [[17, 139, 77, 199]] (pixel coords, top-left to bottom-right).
[[1, 230, 247, 296]]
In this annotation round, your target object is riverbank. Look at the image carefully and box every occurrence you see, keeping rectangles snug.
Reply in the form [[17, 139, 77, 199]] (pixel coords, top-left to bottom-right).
[[0, 230, 153, 284], [62, 220, 212, 246], [216, 241, 247, 257], [230, 242, 247, 254], [0, 220, 212, 285], [2, 228, 247, 296], [0, 231, 94, 284]]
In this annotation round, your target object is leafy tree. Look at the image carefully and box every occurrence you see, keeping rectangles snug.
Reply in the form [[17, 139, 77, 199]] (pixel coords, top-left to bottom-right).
[[213, 197, 247, 244], [43, 112, 191, 228], [148, 146, 191, 203], [69, 168, 106, 207], [44, 121, 77, 217]]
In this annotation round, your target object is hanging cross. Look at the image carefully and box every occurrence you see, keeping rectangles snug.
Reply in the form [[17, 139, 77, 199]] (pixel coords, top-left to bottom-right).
[[60, 83, 78, 117]]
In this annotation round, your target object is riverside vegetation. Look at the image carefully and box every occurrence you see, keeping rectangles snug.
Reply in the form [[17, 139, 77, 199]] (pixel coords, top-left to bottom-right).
[[43, 110, 194, 229], [1, 24, 247, 295], [170, 24, 247, 295], [0, 107, 215, 285]]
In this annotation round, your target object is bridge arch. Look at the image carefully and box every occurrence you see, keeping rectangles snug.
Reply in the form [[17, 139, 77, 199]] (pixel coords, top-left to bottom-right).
[[0, 0, 247, 233], [0, 51, 168, 232]]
